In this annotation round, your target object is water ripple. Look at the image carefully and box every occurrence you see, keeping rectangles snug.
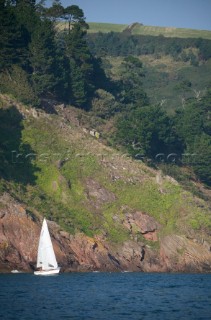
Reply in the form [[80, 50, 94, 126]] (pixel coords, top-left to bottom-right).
[[0, 273, 210, 320]]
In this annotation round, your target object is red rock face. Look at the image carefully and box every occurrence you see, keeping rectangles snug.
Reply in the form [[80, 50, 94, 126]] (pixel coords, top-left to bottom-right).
[[0, 193, 211, 273], [0, 194, 39, 271], [160, 235, 211, 272], [143, 232, 158, 241], [123, 211, 160, 242]]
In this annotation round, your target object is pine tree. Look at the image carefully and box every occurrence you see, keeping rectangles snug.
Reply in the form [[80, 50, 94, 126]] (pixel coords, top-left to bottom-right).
[[63, 24, 95, 108], [191, 134, 211, 186], [63, 5, 88, 34], [0, 1, 25, 70], [29, 19, 60, 97], [116, 105, 180, 159], [118, 56, 149, 106], [69, 58, 87, 107]]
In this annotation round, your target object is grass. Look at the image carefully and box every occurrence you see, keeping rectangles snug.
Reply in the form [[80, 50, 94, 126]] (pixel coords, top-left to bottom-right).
[[142, 56, 211, 113], [57, 21, 127, 33], [108, 179, 182, 229], [87, 22, 127, 33], [1, 97, 211, 244], [130, 24, 211, 40], [57, 22, 211, 39], [106, 55, 211, 114]]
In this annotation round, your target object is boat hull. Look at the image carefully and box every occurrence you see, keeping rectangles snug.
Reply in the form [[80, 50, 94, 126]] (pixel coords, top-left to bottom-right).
[[11, 270, 22, 273], [34, 267, 60, 276]]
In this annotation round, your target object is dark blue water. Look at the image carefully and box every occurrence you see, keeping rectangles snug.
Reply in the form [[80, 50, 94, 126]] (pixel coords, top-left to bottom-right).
[[0, 272, 211, 320]]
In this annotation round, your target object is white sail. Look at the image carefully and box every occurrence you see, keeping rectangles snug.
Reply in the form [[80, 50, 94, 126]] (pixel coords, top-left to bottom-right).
[[36, 218, 58, 270]]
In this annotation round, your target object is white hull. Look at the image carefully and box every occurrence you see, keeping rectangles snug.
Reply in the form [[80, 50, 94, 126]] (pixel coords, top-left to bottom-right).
[[11, 270, 22, 273], [34, 267, 60, 276]]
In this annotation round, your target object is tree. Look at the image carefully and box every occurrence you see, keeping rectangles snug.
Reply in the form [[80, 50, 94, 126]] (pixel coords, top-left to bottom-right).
[[118, 56, 149, 107], [0, 65, 37, 104], [0, 1, 26, 70], [44, 0, 64, 22], [116, 105, 180, 159], [62, 23, 95, 108], [29, 19, 60, 97], [63, 5, 88, 34], [12, 0, 41, 71], [200, 89, 211, 136], [173, 91, 211, 184], [91, 89, 120, 119], [35, 0, 47, 16], [174, 101, 203, 147], [14, 0, 39, 34], [190, 134, 211, 186], [69, 58, 87, 107]]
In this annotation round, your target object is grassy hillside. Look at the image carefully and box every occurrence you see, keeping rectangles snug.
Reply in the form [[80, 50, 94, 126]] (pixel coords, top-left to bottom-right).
[[87, 22, 127, 33], [57, 22, 211, 39], [57, 21, 127, 33], [0, 95, 211, 246], [141, 56, 211, 112], [105, 55, 211, 113], [85, 22, 211, 40], [128, 23, 211, 39]]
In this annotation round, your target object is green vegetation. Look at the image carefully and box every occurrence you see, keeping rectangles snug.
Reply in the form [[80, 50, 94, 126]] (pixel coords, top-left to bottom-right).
[[0, 0, 107, 108], [86, 22, 127, 34], [130, 24, 211, 40], [142, 56, 211, 113], [58, 21, 211, 39], [87, 32, 211, 62], [85, 22, 211, 39], [0, 1, 211, 246], [1, 97, 210, 242]]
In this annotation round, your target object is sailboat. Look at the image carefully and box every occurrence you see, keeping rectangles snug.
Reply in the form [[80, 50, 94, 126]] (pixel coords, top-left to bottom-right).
[[34, 218, 60, 276]]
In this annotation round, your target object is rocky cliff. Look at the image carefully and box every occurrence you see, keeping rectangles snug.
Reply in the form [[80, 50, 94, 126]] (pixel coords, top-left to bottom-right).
[[0, 96, 211, 273], [1, 193, 211, 273]]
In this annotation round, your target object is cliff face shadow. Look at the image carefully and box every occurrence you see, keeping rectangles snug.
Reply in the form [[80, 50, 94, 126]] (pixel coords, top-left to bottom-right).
[[0, 106, 39, 185]]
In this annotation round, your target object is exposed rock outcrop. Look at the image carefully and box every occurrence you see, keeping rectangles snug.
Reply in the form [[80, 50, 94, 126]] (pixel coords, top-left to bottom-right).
[[85, 178, 116, 210], [0, 193, 211, 273], [160, 235, 211, 272], [123, 211, 160, 241]]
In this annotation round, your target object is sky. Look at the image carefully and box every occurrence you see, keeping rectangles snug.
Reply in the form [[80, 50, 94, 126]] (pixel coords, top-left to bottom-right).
[[46, 0, 211, 31]]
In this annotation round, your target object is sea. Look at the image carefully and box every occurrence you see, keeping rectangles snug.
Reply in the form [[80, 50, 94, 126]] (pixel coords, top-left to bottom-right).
[[0, 272, 211, 320]]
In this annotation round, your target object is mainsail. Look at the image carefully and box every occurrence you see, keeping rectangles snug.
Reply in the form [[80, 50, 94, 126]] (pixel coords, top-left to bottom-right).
[[36, 218, 58, 270]]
